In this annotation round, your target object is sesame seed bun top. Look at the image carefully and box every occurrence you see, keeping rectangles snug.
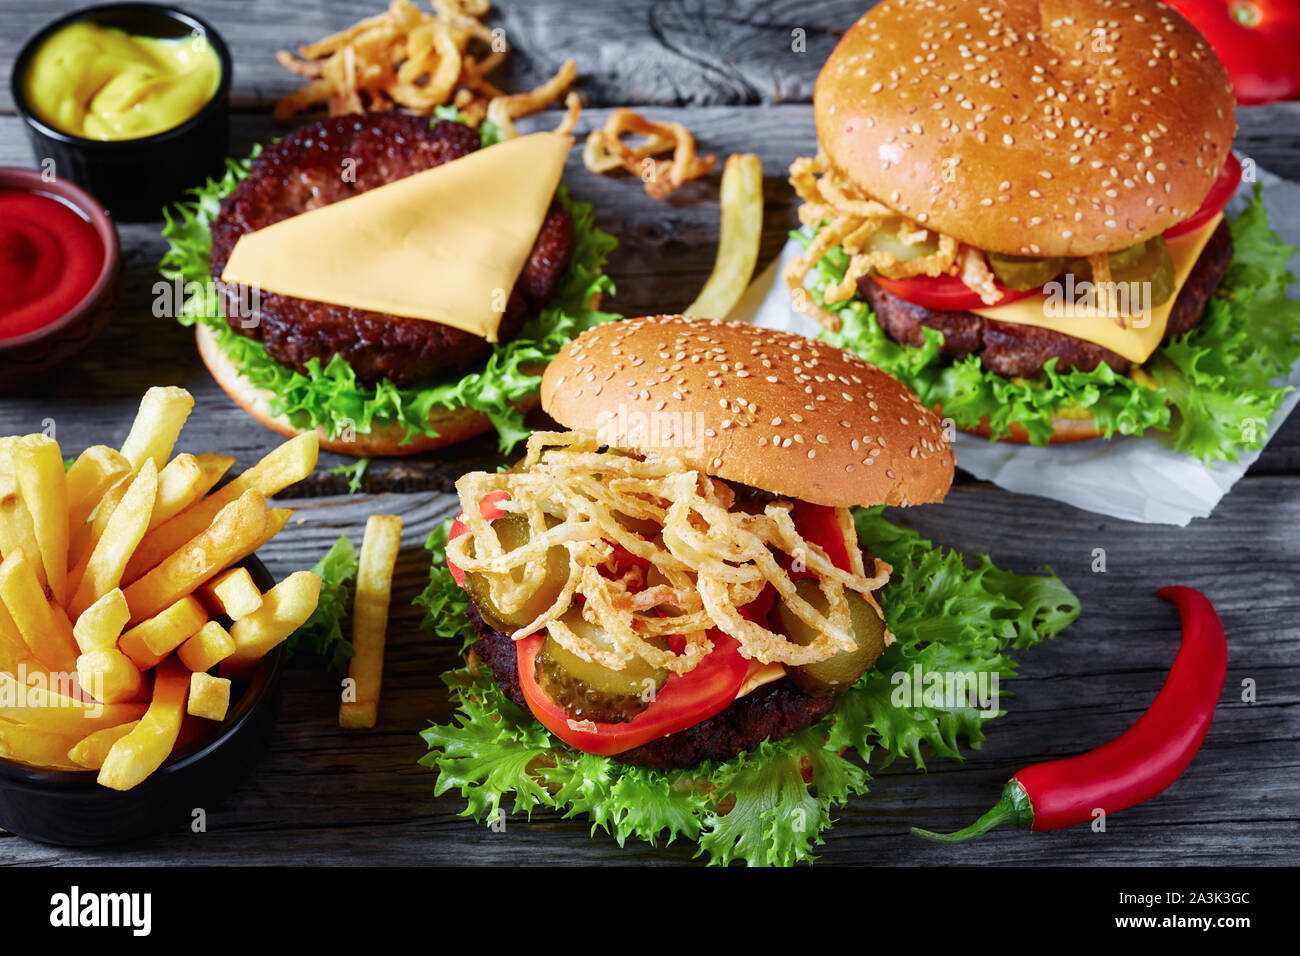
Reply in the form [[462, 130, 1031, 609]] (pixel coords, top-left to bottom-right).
[[814, 0, 1236, 258], [540, 315, 955, 508]]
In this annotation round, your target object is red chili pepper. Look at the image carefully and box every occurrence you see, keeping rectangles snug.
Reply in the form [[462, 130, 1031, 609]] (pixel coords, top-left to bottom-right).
[[912, 586, 1227, 842], [1163, 0, 1300, 105]]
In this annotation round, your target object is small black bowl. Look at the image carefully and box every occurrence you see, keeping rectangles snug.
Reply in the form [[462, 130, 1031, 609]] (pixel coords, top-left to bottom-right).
[[10, 3, 232, 222], [0, 557, 281, 847]]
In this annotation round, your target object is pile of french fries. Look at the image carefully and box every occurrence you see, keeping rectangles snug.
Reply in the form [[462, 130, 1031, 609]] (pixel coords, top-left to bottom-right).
[[0, 387, 322, 791]]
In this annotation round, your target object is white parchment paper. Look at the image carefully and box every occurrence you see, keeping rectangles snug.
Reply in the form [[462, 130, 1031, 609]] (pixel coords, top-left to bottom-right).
[[732, 164, 1300, 526]]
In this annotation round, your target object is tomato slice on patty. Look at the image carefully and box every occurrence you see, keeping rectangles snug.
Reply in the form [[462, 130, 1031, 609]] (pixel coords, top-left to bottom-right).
[[872, 273, 1036, 312], [1164, 153, 1241, 239]]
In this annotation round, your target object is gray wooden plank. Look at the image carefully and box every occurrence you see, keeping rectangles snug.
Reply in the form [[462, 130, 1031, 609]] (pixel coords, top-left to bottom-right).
[[0, 479, 1294, 865]]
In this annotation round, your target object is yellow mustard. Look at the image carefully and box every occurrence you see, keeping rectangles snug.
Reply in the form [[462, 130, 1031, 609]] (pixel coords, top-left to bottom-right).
[[23, 21, 220, 141]]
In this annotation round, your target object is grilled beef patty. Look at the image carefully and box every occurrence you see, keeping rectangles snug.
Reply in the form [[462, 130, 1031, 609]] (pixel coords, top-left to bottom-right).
[[466, 603, 835, 770], [860, 220, 1233, 379], [210, 112, 576, 387]]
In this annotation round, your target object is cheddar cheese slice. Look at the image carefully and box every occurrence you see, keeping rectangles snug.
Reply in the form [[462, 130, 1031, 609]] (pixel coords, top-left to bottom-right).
[[971, 213, 1223, 365], [220, 131, 571, 342]]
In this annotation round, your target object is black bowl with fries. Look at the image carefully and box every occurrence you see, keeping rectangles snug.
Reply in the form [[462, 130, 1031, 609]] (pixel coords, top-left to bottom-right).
[[0, 557, 282, 847]]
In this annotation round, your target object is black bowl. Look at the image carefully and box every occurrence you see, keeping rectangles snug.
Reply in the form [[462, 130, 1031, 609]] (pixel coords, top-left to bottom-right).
[[9, 3, 232, 222], [0, 557, 282, 847]]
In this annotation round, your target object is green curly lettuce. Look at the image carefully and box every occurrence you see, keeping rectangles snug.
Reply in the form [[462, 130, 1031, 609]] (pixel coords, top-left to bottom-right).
[[284, 534, 358, 675], [415, 507, 1079, 865], [159, 131, 618, 454], [802, 186, 1300, 462]]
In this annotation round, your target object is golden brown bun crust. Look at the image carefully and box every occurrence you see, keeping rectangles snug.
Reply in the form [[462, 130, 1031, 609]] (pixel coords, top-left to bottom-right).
[[541, 315, 955, 508], [814, 0, 1236, 258], [962, 415, 1104, 444], [196, 324, 528, 457]]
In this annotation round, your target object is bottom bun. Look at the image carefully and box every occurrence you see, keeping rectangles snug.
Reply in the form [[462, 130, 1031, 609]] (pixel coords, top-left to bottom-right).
[[196, 324, 535, 457], [961, 415, 1103, 444]]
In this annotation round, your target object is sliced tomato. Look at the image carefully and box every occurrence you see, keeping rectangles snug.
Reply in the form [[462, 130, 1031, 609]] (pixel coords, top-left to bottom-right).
[[1164, 154, 1242, 239], [515, 628, 750, 756], [873, 273, 1036, 312], [791, 501, 852, 575], [446, 490, 507, 586]]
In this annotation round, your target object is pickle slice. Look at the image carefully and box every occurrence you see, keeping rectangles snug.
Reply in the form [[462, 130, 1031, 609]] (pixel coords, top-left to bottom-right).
[[534, 609, 670, 723], [1110, 236, 1174, 309], [464, 513, 568, 633], [987, 252, 1068, 291], [777, 579, 886, 698]]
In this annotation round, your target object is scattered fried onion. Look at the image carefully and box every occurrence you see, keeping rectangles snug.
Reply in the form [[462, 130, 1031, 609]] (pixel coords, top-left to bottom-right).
[[273, 0, 580, 131], [784, 151, 1000, 330], [447, 432, 892, 677], [582, 108, 718, 200]]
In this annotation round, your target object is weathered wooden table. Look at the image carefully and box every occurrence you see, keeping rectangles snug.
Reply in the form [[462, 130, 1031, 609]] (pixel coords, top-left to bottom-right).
[[1, 0, 1296, 866]]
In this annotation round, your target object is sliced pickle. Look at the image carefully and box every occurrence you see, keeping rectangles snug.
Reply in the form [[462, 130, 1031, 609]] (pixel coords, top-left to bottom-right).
[[534, 609, 670, 723], [777, 579, 886, 698], [863, 222, 939, 263], [1109, 236, 1174, 309], [1106, 240, 1147, 273], [463, 513, 568, 633], [987, 252, 1067, 290]]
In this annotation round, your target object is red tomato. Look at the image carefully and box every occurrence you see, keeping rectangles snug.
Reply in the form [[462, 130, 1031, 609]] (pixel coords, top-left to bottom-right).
[[873, 273, 1036, 312], [1162, 1, 1300, 105], [792, 501, 852, 574], [1164, 154, 1242, 238], [515, 629, 750, 756]]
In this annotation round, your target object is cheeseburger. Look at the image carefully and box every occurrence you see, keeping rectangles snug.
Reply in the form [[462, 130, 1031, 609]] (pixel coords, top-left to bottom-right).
[[785, 0, 1281, 454], [444, 315, 953, 767]]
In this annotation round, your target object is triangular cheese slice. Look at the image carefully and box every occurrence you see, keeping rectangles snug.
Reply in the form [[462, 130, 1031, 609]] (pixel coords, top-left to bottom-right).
[[971, 213, 1223, 365], [220, 131, 571, 342]]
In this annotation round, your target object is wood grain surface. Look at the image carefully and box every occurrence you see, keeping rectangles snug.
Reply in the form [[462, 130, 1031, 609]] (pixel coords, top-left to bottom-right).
[[0, 0, 1297, 866]]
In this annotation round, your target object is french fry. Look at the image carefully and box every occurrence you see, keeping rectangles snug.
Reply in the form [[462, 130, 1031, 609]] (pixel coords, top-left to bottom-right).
[[67, 720, 140, 770], [150, 453, 207, 530], [118, 595, 207, 670], [187, 673, 231, 721], [0, 671, 148, 735], [11, 435, 71, 604], [65, 445, 131, 535], [221, 571, 323, 677], [0, 598, 29, 673], [98, 657, 189, 791], [684, 153, 765, 320], [67, 473, 130, 571], [194, 452, 236, 494], [178, 621, 235, 673], [339, 515, 402, 729], [77, 649, 146, 704], [119, 386, 194, 472], [0, 548, 79, 672], [0, 461, 45, 591], [68, 460, 158, 620], [252, 508, 293, 554], [122, 490, 270, 626], [73, 588, 130, 653], [124, 433, 318, 583], [197, 567, 263, 621], [0, 718, 80, 771]]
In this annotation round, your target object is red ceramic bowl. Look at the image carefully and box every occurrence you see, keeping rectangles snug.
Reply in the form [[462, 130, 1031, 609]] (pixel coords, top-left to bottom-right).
[[0, 167, 121, 392]]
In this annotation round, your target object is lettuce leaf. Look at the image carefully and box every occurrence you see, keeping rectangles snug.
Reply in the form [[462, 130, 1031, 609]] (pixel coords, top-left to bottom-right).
[[803, 186, 1300, 462], [159, 134, 618, 454], [284, 534, 358, 674], [415, 506, 1079, 865]]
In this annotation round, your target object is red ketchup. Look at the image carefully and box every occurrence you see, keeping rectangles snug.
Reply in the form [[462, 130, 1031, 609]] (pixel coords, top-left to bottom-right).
[[0, 189, 105, 340]]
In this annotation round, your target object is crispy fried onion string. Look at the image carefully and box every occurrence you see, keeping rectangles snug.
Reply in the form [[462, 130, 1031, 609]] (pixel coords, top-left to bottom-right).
[[582, 108, 718, 200], [784, 151, 1011, 330], [447, 431, 892, 677]]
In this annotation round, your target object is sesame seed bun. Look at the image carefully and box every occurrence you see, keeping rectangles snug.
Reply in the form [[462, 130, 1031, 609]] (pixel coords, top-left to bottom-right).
[[957, 412, 1104, 444], [196, 323, 535, 456], [814, 0, 1236, 258], [540, 315, 955, 508]]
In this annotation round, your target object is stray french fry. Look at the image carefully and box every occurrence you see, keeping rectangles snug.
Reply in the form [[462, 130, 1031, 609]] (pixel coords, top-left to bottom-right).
[[98, 657, 188, 791], [77, 649, 146, 704], [178, 621, 235, 673], [11, 435, 70, 602], [198, 567, 263, 620], [684, 153, 765, 320], [150, 453, 208, 530], [67, 720, 140, 770], [187, 672, 231, 721], [124, 433, 317, 583], [118, 595, 208, 670], [0, 671, 148, 735], [68, 460, 158, 620], [0, 718, 80, 771], [122, 489, 270, 625], [339, 515, 402, 729], [221, 571, 323, 676], [0, 549, 79, 672], [65, 445, 131, 534], [119, 386, 195, 472], [73, 588, 130, 653]]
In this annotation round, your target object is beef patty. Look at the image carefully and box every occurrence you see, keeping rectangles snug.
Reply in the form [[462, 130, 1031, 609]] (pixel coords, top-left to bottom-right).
[[466, 603, 835, 770], [861, 220, 1233, 379], [210, 112, 576, 387]]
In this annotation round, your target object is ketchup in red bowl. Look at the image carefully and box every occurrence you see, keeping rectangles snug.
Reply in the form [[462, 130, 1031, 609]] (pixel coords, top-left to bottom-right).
[[0, 188, 105, 340]]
